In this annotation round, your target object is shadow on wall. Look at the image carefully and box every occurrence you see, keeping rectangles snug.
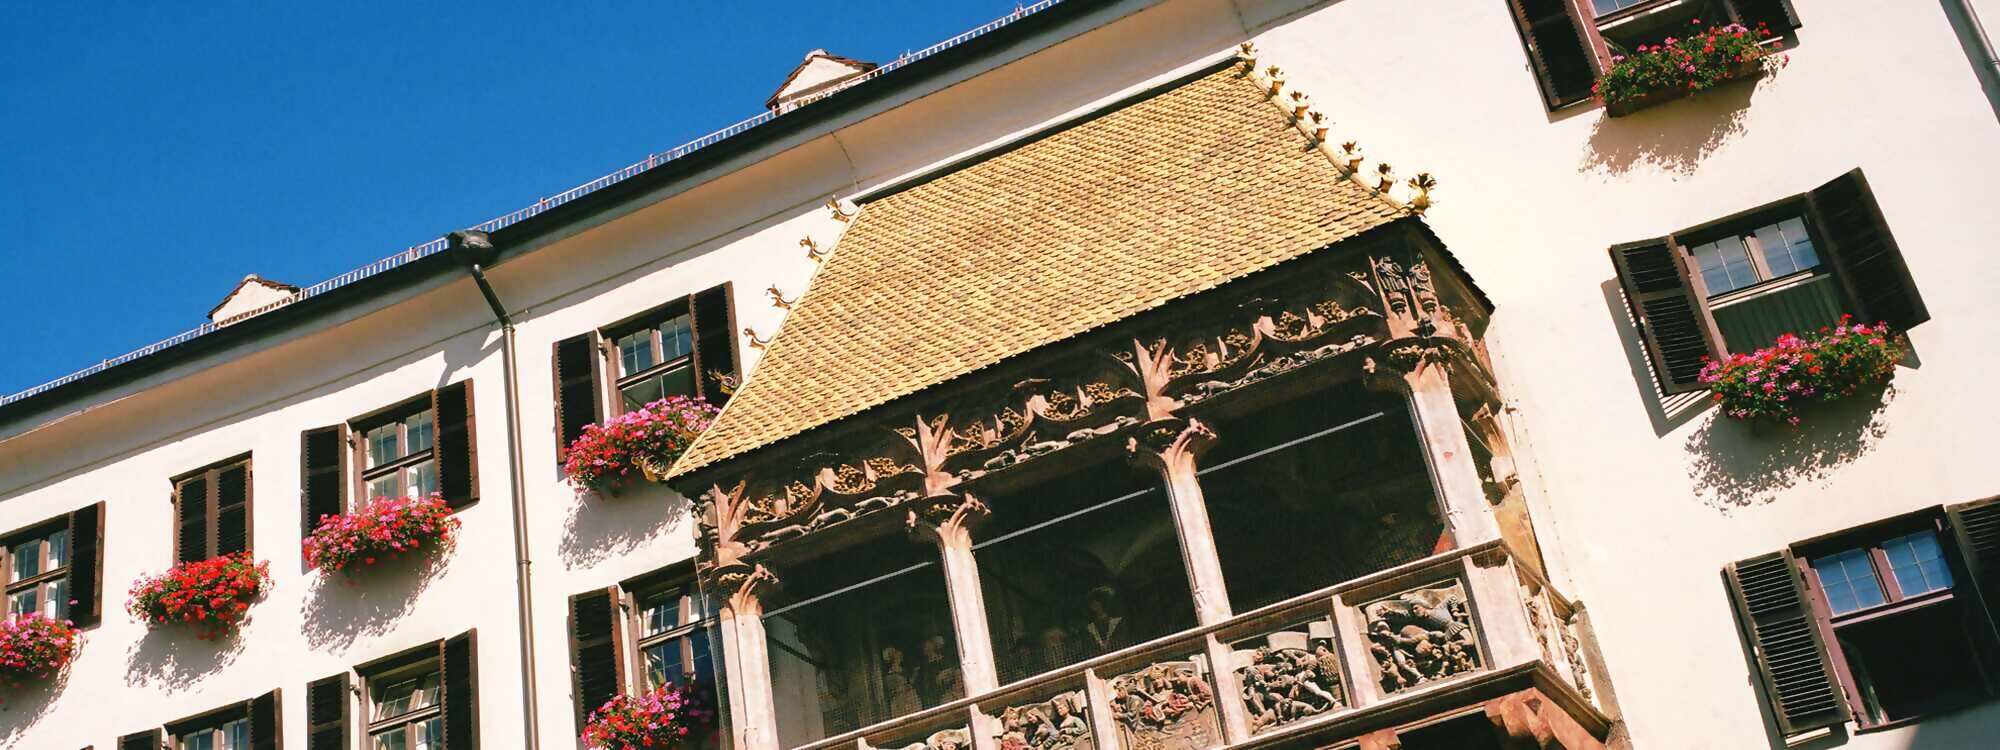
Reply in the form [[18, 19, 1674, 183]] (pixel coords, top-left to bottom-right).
[[1683, 386, 1894, 510], [1600, 279, 1711, 437], [301, 547, 451, 652], [125, 621, 248, 693], [0, 657, 75, 742], [1578, 77, 1758, 177], [558, 482, 694, 569]]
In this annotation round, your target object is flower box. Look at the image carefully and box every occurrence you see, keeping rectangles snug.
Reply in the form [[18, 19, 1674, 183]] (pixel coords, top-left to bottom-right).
[[580, 682, 718, 750], [1597, 21, 1786, 118], [304, 493, 461, 576], [0, 614, 80, 689], [128, 553, 271, 639], [1699, 316, 1903, 426], [563, 396, 720, 496]]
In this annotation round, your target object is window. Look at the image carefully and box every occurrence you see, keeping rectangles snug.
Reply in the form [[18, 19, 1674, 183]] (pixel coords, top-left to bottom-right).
[[303, 380, 479, 534], [370, 667, 444, 749], [351, 630, 478, 750], [172, 455, 253, 563], [1612, 169, 1928, 394], [360, 402, 439, 502], [1725, 499, 2000, 739], [175, 717, 249, 750], [1504, 0, 1801, 110], [634, 584, 716, 692], [0, 505, 101, 626], [130, 690, 278, 750], [552, 284, 739, 452], [569, 573, 727, 744]]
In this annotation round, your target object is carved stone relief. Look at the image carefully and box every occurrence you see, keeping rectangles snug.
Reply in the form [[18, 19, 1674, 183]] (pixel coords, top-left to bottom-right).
[[882, 726, 973, 750], [1230, 620, 1346, 734], [1107, 659, 1218, 750], [1560, 609, 1595, 703], [1361, 581, 1481, 694], [994, 689, 1094, 750]]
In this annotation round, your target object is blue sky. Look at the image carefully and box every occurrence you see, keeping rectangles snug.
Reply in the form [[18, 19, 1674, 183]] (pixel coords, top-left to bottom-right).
[[0, 2, 1010, 396]]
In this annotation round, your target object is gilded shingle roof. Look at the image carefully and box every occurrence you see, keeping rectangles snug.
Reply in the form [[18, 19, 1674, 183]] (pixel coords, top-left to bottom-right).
[[673, 66, 1406, 476]]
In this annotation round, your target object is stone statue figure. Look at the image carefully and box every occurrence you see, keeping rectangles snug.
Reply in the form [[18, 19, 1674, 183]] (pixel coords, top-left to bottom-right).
[[1236, 640, 1344, 732]]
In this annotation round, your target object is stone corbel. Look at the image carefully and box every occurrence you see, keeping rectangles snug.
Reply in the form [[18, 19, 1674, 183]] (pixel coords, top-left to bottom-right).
[[1125, 416, 1217, 474], [905, 493, 991, 548], [707, 562, 781, 617]]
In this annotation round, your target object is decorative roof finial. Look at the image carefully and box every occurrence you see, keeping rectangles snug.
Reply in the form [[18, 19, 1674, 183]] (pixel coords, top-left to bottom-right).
[[744, 327, 771, 351], [1306, 110, 1329, 144], [1236, 41, 1258, 69], [1407, 172, 1437, 214], [1376, 162, 1395, 192], [1264, 65, 1286, 97], [1339, 141, 1364, 173], [767, 285, 796, 310], [801, 236, 830, 263], [825, 197, 858, 222], [1287, 90, 1311, 120]]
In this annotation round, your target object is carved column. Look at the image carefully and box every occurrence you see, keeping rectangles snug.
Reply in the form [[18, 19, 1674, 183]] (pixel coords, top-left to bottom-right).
[[1371, 353, 1501, 547], [1127, 418, 1253, 743], [908, 493, 1002, 697], [711, 563, 782, 750]]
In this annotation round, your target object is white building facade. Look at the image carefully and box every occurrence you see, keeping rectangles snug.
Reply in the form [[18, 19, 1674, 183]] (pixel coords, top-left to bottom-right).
[[1, 1, 1997, 749]]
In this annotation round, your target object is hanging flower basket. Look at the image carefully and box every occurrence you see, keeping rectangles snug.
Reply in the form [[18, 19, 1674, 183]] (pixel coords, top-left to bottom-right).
[[1597, 20, 1786, 117], [562, 396, 720, 496], [1699, 316, 1903, 426], [580, 681, 717, 750], [304, 493, 462, 577], [0, 614, 80, 689], [128, 553, 271, 639]]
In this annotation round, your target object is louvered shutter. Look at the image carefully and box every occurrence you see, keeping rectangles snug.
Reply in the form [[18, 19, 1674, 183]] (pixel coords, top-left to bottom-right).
[[434, 381, 479, 509], [66, 502, 104, 627], [215, 462, 252, 556], [305, 673, 349, 750], [1807, 169, 1929, 332], [1611, 237, 1724, 394], [570, 587, 626, 726], [1947, 497, 2000, 647], [1724, 552, 1848, 736], [1505, 0, 1598, 109], [118, 729, 161, 750], [174, 475, 210, 564], [442, 630, 479, 750], [249, 688, 282, 750], [301, 426, 347, 537], [690, 284, 739, 407], [554, 333, 603, 454], [1730, 0, 1801, 32]]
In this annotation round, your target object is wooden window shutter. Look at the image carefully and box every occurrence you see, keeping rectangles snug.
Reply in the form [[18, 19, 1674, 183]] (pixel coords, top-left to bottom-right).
[[66, 502, 105, 627], [1724, 551, 1849, 736], [1504, 0, 1598, 109], [553, 333, 602, 453], [1807, 168, 1930, 332], [441, 629, 479, 750], [173, 475, 210, 564], [117, 729, 161, 750], [1729, 0, 1802, 33], [305, 672, 350, 750], [301, 426, 347, 537], [215, 462, 252, 557], [248, 687, 282, 750], [1946, 497, 2000, 650], [1611, 237, 1725, 394], [570, 586, 627, 726], [689, 283, 739, 407], [434, 381, 479, 509]]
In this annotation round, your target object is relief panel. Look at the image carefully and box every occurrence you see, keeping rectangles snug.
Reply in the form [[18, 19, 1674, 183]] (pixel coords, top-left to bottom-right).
[[1107, 656, 1219, 750], [1360, 581, 1482, 694]]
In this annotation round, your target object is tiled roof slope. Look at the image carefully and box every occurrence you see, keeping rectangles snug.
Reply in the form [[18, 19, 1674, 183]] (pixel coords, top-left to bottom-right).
[[673, 65, 1407, 476]]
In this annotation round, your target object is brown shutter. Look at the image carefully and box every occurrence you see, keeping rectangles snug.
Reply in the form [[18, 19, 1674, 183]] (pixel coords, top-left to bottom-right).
[[442, 629, 479, 750], [1807, 168, 1929, 332], [553, 333, 602, 452], [215, 462, 252, 556], [1505, 0, 1598, 109], [174, 475, 210, 564], [249, 688, 282, 750], [1947, 497, 2000, 645], [1730, 0, 1802, 32], [434, 381, 479, 509], [301, 426, 348, 537], [690, 284, 739, 407], [66, 502, 105, 627], [1611, 237, 1724, 394], [1724, 551, 1849, 737], [570, 586, 627, 726], [305, 672, 350, 750], [118, 729, 161, 750]]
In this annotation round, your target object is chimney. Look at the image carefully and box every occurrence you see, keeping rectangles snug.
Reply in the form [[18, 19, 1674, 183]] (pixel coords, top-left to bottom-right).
[[208, 274, 300, 325], [766, 49, 879, 113]]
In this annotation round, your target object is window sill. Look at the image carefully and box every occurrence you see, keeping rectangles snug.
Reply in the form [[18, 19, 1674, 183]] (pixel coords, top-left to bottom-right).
[[1852, 696, 1996, 734]]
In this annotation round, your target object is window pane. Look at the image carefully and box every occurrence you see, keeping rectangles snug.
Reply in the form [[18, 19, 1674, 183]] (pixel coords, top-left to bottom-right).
[[1693, 236, 1759, 295], [372, 726, 408, 750], [618, 329, 656, 376], [1810, 549, 1886, 615], [413, 717, 442, 750], [975, 457, 1193, 684], [45, 529, 67, 569], [1753, 223, 1802, 277], [374, 673, 439, 720], [1756, 216, 1820, 276], [43, 578, 66, 620], [661, 315, 694, 361], [408, 460, 438, 499], [10, 590, 36, 617], [369, 474, 404, 501], [221, 718, 249, 750], [640, 588, 684, 637], [620, 364, 696, 412], [1837, 601, 1986, 724], [405, 411, 434, 455], [11, 539, 40, 581], [1201, 386, 1447, 612], [1592, 0, 1648, 15], [368, 423, 401, 467], [644, 639, 687, 690], [1882, 531, 1953, 597], [179, 729, 216, 750]]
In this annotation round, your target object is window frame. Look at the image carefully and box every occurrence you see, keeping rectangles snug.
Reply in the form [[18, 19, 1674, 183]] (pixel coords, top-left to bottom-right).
[[626, 575, 715, 693], [1675, 200, 1831, 313], [168, 710, 250, 750], [170, 453, 255, 563], [601, 301, 700, 419], [1509, 0, 1797, 112], [362, 650, 447, 748], [0, 520, 70, 620], [351, 394, 440, 505]]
